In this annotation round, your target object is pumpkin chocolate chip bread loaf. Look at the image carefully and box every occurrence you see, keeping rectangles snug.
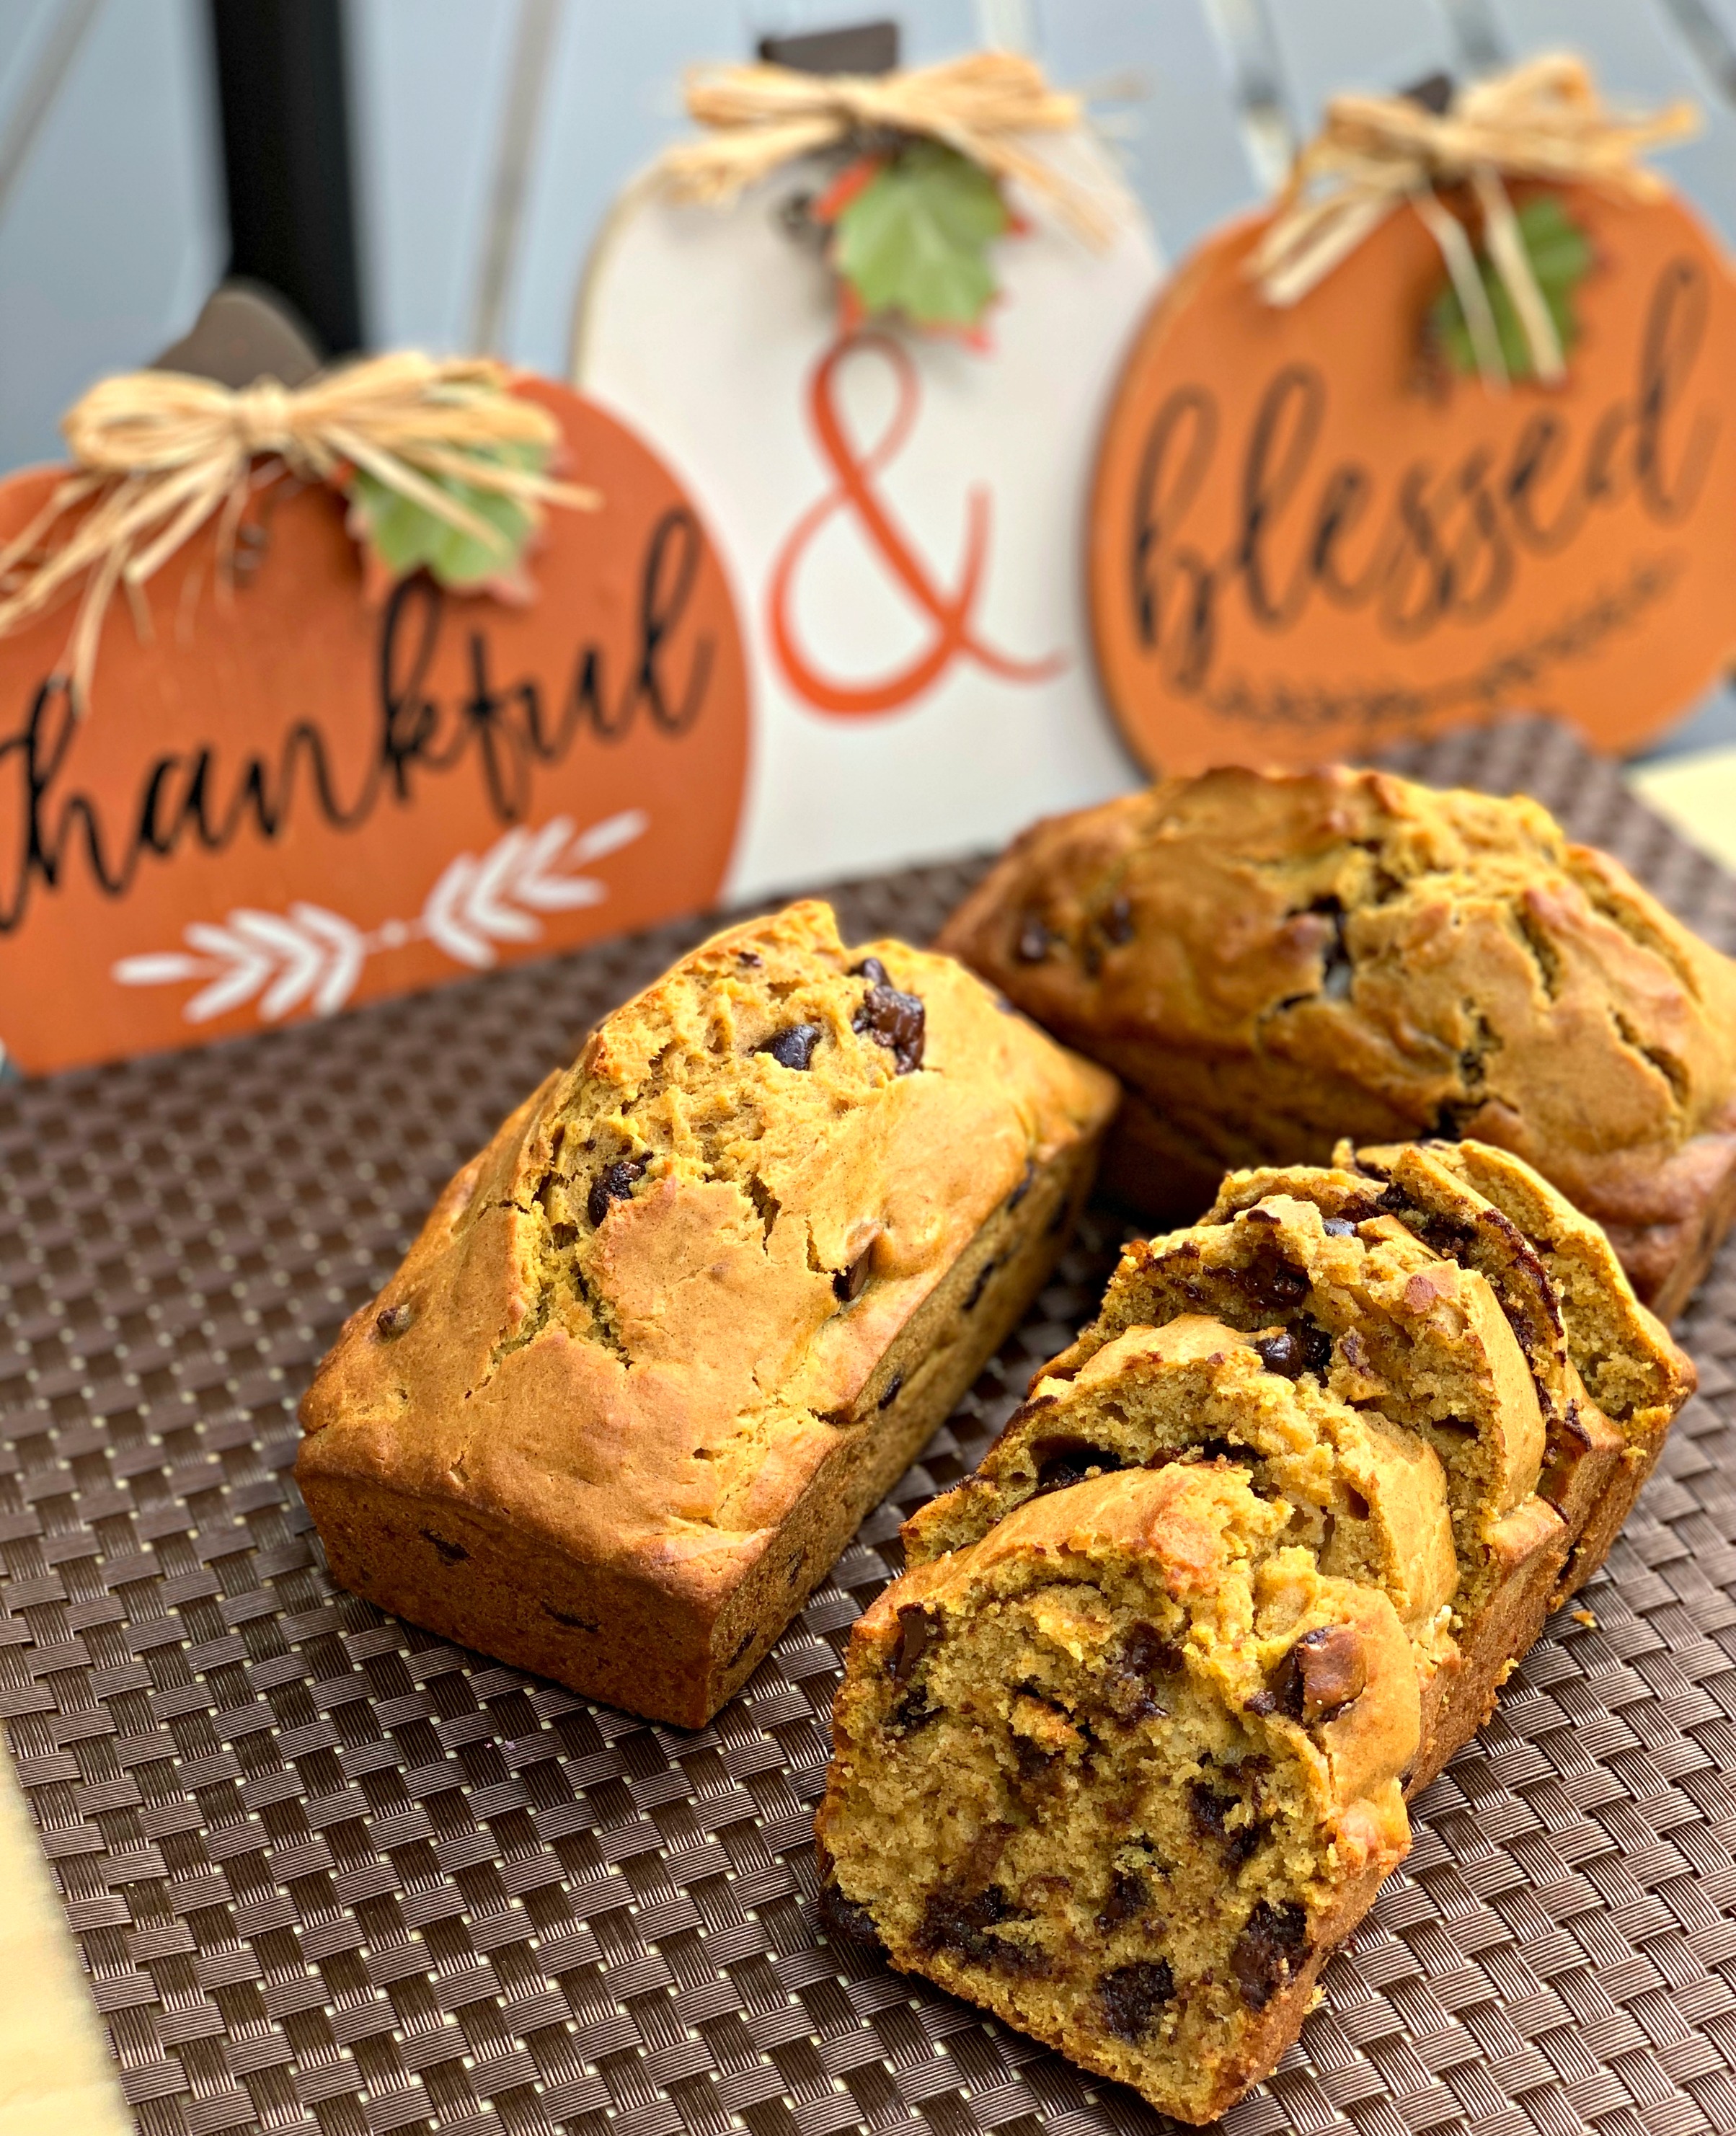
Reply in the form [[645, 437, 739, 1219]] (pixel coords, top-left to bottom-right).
[[817, 1464, 1419, 2125], [296, 900, 1117, 1727], [936, 766, 1736, 1316]]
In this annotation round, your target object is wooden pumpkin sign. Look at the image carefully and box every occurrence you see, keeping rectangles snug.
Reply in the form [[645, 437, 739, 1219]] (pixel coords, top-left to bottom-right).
[[0, 377, 749, 1076], [1090, 182, 1736, 774], [577, 125, 1159, 896]]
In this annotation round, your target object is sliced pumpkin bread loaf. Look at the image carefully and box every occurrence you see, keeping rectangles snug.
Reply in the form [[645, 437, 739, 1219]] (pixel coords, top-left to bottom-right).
[[826, 1142, 1696, 2122]]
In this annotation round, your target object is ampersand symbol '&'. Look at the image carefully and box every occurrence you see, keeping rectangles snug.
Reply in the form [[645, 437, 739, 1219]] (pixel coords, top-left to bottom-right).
[[769, 332, 1066, 717]]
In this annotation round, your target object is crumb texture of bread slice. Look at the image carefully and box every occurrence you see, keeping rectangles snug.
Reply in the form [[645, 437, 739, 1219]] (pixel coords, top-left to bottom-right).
[[1058, 1192, 1558, 1644], [819, 1465, 1416, 2126], [935, 765, 1736, 1307], [1345, 1138, 1695, 1594], [903, 1313, 1460, 1746], [1203, 1148, 1624, 1590]]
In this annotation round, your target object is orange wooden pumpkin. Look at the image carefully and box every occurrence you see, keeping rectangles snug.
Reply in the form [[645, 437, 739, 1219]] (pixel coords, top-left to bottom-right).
[[1089, 184, 1736, 774], [0, 378, 749, 1077]]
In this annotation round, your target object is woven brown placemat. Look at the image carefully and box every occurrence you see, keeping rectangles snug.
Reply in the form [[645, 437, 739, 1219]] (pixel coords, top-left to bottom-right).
[[4, 717, 1735, 2136]]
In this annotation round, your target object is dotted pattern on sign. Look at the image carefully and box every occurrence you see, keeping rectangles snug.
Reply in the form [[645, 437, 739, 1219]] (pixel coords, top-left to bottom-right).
[[3, 718, 1736, 2136]]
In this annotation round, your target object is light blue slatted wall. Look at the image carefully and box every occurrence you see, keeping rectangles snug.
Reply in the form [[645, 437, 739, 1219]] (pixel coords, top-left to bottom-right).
[[0, 0, 223, 474], [1032, 0, 1261, 254], [1480, 0, 1736, 241], [347, 0, 523, 354], [1259, 0, 1460, 129], [504, 1, 800, 386]]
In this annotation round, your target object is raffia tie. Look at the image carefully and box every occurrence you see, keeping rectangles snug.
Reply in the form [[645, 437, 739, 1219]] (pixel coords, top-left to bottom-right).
[[656, 49, 1117, 245], [1250, 53, 1699, 389], [0, 352, 601, 714]]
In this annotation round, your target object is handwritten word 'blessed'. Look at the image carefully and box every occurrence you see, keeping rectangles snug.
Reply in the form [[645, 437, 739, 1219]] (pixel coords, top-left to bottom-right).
[[1126, 257, 1717, 712]]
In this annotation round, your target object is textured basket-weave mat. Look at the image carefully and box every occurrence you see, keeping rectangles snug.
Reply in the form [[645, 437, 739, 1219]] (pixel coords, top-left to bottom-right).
[[4, 718, 1736, 2136]]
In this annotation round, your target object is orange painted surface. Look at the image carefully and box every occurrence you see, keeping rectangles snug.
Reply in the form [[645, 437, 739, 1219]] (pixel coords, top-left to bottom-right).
[[0, 378, 749, 1076], [1090, 187, 1736, 774]]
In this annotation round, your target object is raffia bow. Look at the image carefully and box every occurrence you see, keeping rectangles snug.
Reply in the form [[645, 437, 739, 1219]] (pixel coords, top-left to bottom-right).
[[0, 352, 601, 714], [1250, 53, 1699, 387], [656, 50, 1118, 244]]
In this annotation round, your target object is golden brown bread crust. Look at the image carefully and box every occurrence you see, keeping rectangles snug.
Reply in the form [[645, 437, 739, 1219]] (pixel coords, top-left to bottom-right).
[[1354, 1138, 1695, 1599], [297, 900, 1117, 1727], [936, 766, 1736, 1311]]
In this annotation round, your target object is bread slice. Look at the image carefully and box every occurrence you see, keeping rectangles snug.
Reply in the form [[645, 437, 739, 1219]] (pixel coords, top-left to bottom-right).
[[818, 1464, 1417, 2126], [1045, 1193, 1563, 1789], [296, 900, 1117, 1727], [903, 1314, 1460, 1765], [1350, 1138, 1695, 1597], [1205, 1148, 1626, 1585]]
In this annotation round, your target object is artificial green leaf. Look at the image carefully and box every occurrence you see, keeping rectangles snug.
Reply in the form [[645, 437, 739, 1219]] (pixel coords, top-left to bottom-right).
[[1429, 193, 1594, 383], [347, 439, 543, 589], [830, 138, 1011, 330]]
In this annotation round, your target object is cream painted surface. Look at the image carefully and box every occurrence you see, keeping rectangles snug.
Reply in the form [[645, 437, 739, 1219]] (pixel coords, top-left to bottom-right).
[[0, 1747, 130, 2136], [1628, 745, 1736, 870]]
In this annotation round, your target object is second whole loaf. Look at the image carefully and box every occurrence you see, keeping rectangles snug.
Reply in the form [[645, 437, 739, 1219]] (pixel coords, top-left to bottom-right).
[[936, 764, 1736, 1316]]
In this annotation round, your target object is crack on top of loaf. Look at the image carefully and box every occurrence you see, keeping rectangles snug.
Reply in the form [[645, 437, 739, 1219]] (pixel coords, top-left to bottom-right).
[[1611, 1008, 1691, 1111], [1430, 1003, 1502, 1134], [1508, 900, 1564, 1001], [1567, 854, 1704, 1004], [474, 903, 942, 1386], [1451, 1001, 1501, 1099]]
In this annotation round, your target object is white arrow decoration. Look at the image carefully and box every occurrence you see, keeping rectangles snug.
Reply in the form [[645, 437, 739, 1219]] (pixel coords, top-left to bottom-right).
[[112, 809, 649, 1024], [289, 903, 368, 1016]]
